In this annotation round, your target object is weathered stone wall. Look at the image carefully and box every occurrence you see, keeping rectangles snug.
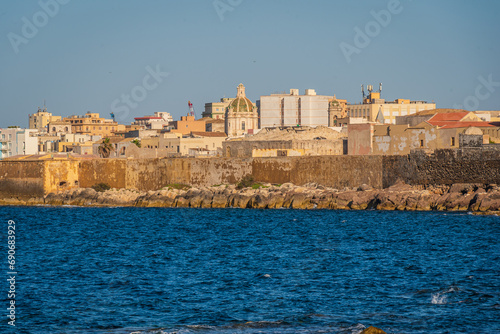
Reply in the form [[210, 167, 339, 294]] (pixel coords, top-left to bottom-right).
[[45, 160, 80, 194], [252, 156, 383, 188], [1, 148, 500, 198], [383, 149, 500, 187], [79, 159, 127, 189], [0, 161, 45, 198], [191, 158, 252, 186]]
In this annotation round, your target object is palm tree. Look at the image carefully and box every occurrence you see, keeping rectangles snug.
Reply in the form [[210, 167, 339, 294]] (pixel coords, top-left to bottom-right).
[[98, 137, 115, 158]]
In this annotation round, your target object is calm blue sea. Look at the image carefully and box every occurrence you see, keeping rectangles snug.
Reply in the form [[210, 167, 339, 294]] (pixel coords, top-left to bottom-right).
[[1, 207, 499, 334]]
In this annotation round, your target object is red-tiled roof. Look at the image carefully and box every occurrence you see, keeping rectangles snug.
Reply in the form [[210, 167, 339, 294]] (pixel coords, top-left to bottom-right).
[[438, 122, 496, 129], [428, 112, 470, 123]]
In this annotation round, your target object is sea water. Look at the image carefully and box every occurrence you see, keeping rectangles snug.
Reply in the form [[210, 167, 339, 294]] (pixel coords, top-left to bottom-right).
[[1, 207, 499, 333]]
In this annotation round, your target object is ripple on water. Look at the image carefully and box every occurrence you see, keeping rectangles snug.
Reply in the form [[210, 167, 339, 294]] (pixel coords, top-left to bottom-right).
[[4, 207, 500, 334]]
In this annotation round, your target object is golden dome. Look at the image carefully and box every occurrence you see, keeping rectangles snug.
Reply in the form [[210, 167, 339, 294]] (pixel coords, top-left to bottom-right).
[[228, 83, 254, 113]]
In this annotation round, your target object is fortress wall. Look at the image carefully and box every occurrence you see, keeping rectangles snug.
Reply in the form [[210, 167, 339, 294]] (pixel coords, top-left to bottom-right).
[[190, 158, 252, 186], [0, 161, 45, 198], [2, 149, 500, 198], [383, 149, 500, 187], [78, 159, 127, 189], [44, 160, 80, 194], [290, 156, 383, 188], [125, 158, 192, 191]]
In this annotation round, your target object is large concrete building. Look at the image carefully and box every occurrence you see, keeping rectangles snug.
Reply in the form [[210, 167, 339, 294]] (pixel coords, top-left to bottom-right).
[[0, 128, 38, 159], [225, 83, 259, 138], [259, 89, 338, 128], [347, 86, 436, 125], [63, 112, 123, 137], [29, 107, 62, 132]]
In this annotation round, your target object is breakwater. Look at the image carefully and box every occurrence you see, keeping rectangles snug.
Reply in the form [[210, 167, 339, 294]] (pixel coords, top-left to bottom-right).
[[4, 181, 500, 213]]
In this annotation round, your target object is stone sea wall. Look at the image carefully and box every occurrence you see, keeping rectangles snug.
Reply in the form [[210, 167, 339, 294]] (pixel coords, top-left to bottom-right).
[[0, 148, 499, 203], [3, 182, 499, 214]]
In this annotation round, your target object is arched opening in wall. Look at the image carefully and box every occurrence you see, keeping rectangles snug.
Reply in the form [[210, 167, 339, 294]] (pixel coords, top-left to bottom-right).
[[65, 127, 69, 132], [52, 127, 56, 132], [74, 180, 79, 186]]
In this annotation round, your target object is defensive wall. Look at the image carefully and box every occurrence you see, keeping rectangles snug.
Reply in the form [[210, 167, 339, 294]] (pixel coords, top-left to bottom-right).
[[1, 148, 499, 198]]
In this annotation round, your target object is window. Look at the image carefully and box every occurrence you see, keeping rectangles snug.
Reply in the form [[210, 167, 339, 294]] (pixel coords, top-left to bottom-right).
[[420, 139, 424, 147], [242, 121, 245, 130], [451, 137, 455, 146]]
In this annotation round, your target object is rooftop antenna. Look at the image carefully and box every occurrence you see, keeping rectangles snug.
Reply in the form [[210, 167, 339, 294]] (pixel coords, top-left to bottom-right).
[[379, 83, 383, 96], [43, 99, 47, 111], [361, 84, 365, 99]]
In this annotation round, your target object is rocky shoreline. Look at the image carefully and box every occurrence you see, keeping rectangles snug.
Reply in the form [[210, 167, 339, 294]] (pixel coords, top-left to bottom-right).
[[2, 182, 500, 214]]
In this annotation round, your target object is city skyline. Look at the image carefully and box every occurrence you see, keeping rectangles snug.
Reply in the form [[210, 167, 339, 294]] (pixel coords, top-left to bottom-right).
[[1, 0, 499, 128]]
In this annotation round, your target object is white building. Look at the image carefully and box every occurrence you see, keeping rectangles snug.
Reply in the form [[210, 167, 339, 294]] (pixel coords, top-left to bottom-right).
[[0, 128, 38, 159], [259, 89, 334, 128], [132, 111, 173, 130]]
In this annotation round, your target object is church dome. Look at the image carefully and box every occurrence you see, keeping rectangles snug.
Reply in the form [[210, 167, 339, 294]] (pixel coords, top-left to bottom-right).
[[228, 83, 254, 113]]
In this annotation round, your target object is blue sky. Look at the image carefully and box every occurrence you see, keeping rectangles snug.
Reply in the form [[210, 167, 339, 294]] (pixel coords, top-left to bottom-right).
[[1, 0, 499, 127]]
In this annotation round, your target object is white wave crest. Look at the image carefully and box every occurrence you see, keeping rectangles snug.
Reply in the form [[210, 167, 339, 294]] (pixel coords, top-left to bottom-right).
[[431, 292, 447, 304]]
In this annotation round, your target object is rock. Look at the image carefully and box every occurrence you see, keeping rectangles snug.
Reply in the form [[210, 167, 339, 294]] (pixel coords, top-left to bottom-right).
[[291, 193, 314, 209], [212, 194, 228, 208], [249, 193, 269, 209], [350, 191, 376, 210], [231, 194, 251, 209], [357, 184, 373, 192], [334, 191, 355, 210], [175, 197, 190, 208], [386, 180, 413, 192], [448, 183, 482, 194], [361, 326, 387, 334], [266, 194, 285, 209]]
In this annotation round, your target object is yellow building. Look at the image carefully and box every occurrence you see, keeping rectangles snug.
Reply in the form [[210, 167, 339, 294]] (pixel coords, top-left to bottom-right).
[[203, 98, 235, 120], [170, 115, 206, 135], [63, 112, 123, 137], [347, 88, 436, 125], [29, 107, 62, 132]]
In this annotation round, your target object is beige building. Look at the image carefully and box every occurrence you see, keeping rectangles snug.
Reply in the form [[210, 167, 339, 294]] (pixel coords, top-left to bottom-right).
[[348, 111, 499, 155], [29, 107, 62, 132], [132, 111, 173, 130], [347, 89, 436, 125], [64, 112, 124, 137], [140, 132, 227, 156], [225, 83, 259, 138], [203, 98, 235, 120], [47, 121, 72, 135], [224, 126, 346, 158], [170, 115, 206, 135]]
